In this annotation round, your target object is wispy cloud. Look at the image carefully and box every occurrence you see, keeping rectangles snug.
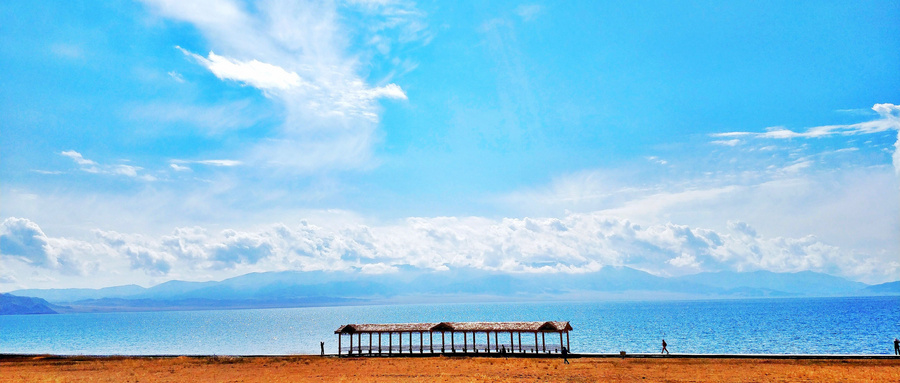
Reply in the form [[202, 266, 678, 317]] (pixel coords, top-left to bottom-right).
[[167, 71, 185, 83], [142, 0, 419, 173], [61, 150, 156, 181], [127, 100, 269, 135], [171, 159, 243, 168], [711, 139, 741, 147], [712, 103, 900, 174], [714, 104, 900, 139], [515, 4, 543, 22]]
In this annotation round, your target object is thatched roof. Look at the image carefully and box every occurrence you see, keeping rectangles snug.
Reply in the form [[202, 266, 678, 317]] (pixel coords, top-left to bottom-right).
[[335, 321, 572, 334]]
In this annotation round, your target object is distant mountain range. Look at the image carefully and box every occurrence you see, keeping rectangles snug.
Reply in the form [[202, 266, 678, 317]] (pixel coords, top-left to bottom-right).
[[0, 293, 60, 315], [4, 268, 897, 314]]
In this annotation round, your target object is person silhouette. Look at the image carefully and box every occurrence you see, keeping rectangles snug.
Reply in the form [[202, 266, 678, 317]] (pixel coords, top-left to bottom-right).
[[320, 341, 325, 356], [661, 339, 669, 355], [561, 346, 570, 364], [894, 338, 899, 356]]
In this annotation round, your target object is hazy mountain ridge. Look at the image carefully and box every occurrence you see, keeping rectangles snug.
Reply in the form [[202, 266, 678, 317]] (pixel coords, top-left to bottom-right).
[[0, 293, 61, 315], [5, 268, 896, 314]]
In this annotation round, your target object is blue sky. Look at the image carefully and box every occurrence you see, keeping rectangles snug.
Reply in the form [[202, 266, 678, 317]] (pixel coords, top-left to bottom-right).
[[2, 0, 899, 289]]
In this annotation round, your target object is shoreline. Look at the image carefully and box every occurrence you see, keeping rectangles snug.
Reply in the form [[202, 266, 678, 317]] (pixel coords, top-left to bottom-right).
[[3, 354, 898, 382], [4, 353, 898, 359]]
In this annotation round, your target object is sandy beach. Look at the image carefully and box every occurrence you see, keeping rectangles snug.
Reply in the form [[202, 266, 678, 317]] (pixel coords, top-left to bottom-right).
[[2, 355, 898, 382]]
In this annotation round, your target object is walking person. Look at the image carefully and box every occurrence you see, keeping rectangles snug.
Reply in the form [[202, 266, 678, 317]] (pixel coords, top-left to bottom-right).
[[320, 341, 325, 356], [561, 346, 570, 364], [661, 339, 669, 355], [894, 338, 899, 356]]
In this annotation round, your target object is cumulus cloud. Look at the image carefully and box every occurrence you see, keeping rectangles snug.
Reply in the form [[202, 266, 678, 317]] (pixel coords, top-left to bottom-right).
[[0, 217, 99, 275], [8, 212, 893, 285], [1, 217, 54, 267], [95, 230, 175, 276], [210, 229, 274, 268]]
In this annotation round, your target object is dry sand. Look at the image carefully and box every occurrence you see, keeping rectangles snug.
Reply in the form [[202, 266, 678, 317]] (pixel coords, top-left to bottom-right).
[[2, 355, 898, 382]]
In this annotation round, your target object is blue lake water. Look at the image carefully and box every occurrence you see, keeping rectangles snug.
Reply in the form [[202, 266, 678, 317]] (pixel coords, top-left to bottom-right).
[[1, 296, 898, 355]]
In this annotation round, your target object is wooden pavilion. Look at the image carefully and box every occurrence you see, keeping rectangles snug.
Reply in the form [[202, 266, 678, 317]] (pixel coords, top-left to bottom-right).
[[334, 321, 572, 356]]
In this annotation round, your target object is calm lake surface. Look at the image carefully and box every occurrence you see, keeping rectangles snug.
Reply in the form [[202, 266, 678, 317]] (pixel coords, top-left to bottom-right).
[[2, 296, 898, 355]]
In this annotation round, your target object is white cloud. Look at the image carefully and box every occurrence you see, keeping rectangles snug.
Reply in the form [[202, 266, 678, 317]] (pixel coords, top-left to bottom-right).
[[95, 230, 175, 276], [167, 71, 185, 83], [178, 47, 304, 91], [61, 150, 98, 168], [647, 156, 668, 165], [894, 126, 900, 176], [1, 217, 54, 268], [142, 0, 419, 173], [712, 139, 741, 146], [60, 150, 155, 181], [5, 212, 895, 288], [171, 159, 242, 167], [210, 229, 274, 268], [712, 103, 900, 176], [0, 217, 100, 275]]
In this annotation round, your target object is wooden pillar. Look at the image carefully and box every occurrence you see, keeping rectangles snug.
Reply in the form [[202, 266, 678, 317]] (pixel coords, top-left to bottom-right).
[[542, 332, 546, 353], [560, 331, 564, 353], [369, 333, 373, 354], [510, 332, 513, 351], [338, 334, 342, 356], [473, 332, 478, 353], [566, 331, 570, 352], [518, 332, 522, 353], [358, 333, 362, 355], [420, 332, 424, 354], [486, 331, 491, 353], [429, 331, 434, 353], [389, 332, 392, 355], [409, 332, 413, 353], [441, 331, 446, 353], [399, 332, 403, 354], [378, 332, 382, 353], [534, 332, 538, 353], [451, 331, 455, 352], [350, 333, 354, 355], [494, 332, 499, 351]]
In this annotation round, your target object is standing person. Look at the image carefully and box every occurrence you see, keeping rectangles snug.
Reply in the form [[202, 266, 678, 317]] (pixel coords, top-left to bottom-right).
[[661, 339, 669, 355], [320, 341, 325, 356], [894, 338, 899, 356], [561, 346, 570, 364]]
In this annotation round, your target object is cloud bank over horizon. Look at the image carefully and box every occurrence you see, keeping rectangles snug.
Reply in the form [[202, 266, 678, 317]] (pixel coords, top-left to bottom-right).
[[1, 210, 895, 290]]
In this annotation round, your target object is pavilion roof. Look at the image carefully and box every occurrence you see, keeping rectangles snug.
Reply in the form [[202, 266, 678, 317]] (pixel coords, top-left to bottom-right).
[[335, 321, 572, 334]]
